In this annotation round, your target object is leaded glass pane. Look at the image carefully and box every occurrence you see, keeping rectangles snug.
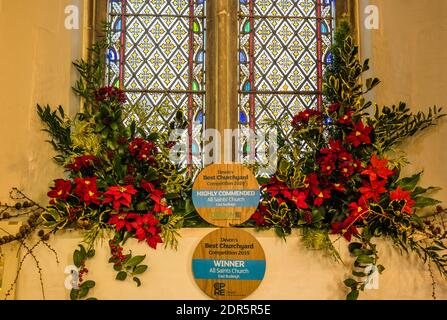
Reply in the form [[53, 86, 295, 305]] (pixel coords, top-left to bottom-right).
[[106, 0, 206, 170], [238, 0, 335, 161]]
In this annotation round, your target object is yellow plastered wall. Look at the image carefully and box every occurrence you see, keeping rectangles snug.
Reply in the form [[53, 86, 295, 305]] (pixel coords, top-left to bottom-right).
[[0, 0, 84, 204], [0, 0, 446, 300], [359, 0, 447, 202]]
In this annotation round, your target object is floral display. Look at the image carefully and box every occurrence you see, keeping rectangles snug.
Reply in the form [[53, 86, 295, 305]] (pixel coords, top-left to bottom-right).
[[0, 20, 446, 301], [249, 21, 447, 299]]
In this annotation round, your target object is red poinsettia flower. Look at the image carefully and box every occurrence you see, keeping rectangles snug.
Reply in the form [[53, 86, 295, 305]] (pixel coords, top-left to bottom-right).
[[313, 189, 331, 207], [48, 179, 72, 201], [353, 159, 364, 173], [132, 213, 159, 240], [108, 212, 139, 232], [362, 155, 394, 181], [146, 234, 163, 249], [348, 201, 369, 218], [328, 103, 341, 113], [284, 189, 309, 209], [137, 141, 155, 161], [128, 138, 145, 156], [140, 180, 171, 214], [332, 182, 346, 192], [291, 109, 321, 127], [73, 177, 101, 205], [103, 185, 138, 211], [319, 155, 336, 176], [331, 216, 359, 241], [66, 155, 98, 172], [320, 140, 345, 155], [338, 152, 353, 162], [131, 213, 162, 249], [390, 186, 416, 214], [262, 177, 289, 198], [358, 179, 387, 201], [346, 121, 373, 147], [305, 173, 321, 195], [338, 111, 354, 125], [251, 210, 267, 226], [95, 86, 127, 105], [338, 160, 355, 177]]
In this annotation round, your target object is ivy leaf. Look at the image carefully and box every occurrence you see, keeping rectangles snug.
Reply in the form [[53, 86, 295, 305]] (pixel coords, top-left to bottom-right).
[[352, 271, 367, 277], [347, 290, 359, 300], [80, 280, 95, 289], [133, 277, 142, 287], [377, 265, 385, 274], [78, 245, 87, 259], [116, 271, 127, 281], [348, 242, 362, 254], [133, 265, 148, 275], [73, 250, 82, 268], [356, 255, 374, 265], [87, 249, 95, 258], [344, 278, 358, 288], [127, 255, 146, 267], [70, 289, 79, 301], [78, 287, 90, 299]]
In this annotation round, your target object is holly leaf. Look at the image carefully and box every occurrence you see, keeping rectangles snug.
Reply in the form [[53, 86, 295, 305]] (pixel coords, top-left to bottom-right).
[[116, 271, 127, 281], [347, 290, 359, 300]]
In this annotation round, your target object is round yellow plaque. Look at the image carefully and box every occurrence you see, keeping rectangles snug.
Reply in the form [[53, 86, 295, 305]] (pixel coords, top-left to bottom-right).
[[192, 228, 266, 300], [192, 163, 260, 227]]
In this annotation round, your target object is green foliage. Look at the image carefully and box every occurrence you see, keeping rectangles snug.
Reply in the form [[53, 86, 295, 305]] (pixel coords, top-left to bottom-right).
[[108, 236, 148, 287], [72, 26, 110, 116], [324, 20, 379, 109], [301, 228, 342, 262], [37, 105, 74, 164], [371, 102, 445, 152], [70, 245, 96, 300]]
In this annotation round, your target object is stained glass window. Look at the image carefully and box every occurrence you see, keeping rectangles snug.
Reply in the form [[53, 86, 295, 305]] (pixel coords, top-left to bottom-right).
[[106, 0, 206, 169], [238, 0, 335, 151]]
